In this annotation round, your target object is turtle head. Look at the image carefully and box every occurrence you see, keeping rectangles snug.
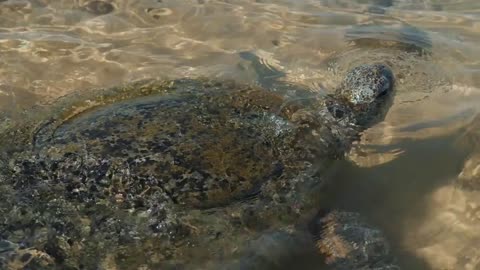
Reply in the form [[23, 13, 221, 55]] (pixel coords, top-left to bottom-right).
[[327, 63, 394, 127]]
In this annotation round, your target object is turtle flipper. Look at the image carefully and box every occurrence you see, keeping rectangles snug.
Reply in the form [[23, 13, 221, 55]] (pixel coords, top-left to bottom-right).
[[312, 210, 401, 270], [224, 210, 401, 270]]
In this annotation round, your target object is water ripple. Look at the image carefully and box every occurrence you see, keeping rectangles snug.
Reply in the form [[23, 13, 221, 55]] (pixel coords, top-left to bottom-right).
[[0, 1, 479, 269]]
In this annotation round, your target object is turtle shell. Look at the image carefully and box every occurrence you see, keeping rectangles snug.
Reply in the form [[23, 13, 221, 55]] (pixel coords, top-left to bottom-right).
[[31, 78, 346, 210]]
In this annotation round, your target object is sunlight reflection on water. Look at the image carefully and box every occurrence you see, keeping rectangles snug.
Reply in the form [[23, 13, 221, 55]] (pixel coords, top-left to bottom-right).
[[0, 0, 480, 269]]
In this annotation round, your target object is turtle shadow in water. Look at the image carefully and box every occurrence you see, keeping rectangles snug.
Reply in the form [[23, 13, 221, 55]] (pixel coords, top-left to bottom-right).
[[320, 131, 470, 270]]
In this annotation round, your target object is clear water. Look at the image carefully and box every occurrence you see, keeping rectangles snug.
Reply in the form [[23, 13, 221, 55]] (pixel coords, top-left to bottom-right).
[[0, 0, 479, 269]]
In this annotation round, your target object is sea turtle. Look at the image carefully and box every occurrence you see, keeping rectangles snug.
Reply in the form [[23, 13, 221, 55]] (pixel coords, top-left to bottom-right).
[[0, 60, 395, 270]]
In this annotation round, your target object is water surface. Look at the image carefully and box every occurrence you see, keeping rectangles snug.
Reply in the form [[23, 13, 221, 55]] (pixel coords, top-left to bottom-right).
[[1, 0, 480, 269]]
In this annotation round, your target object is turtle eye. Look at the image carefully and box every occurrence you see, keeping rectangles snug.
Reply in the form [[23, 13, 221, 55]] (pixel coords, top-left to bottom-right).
[[326, 99, 347, 119], [329, 106, 344, 119]]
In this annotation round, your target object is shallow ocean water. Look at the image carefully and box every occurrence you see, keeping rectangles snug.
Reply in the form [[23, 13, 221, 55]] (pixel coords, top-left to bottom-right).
[[0, 0, 479, 269]]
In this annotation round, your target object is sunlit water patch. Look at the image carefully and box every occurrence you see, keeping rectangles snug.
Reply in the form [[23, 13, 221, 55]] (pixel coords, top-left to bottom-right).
[[0, 0, 479, 269]]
